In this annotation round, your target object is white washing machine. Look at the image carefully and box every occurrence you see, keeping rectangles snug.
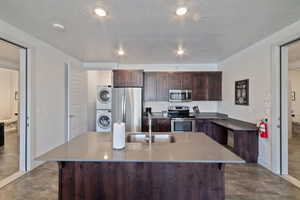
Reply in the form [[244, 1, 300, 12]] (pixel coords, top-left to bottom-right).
[[96, 110, 112, 132], [96, 86, 112, 110]]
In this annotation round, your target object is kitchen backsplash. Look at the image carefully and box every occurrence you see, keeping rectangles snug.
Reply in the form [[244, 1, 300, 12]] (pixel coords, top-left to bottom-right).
[[144, 101, 218, 113]]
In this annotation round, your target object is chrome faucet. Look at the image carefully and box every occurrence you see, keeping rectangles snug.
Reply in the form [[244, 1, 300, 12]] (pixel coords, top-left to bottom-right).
[[148, 112, 152, 144]]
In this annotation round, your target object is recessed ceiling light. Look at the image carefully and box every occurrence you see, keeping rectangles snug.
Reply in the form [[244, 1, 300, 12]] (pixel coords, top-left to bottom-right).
[[94, 8, 107, 17], [176, 7, 188, 16], [52, 23, 65, 31], [177, 48, 185, 56], [117, 48, 125, 56]]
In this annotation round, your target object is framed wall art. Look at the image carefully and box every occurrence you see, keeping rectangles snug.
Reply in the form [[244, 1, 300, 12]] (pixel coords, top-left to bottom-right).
[[235, 79, 249, 106], [291, 91, 296, 101]]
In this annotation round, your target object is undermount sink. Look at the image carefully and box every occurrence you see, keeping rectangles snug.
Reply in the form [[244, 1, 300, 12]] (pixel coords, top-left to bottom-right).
[[127, 133, 176, 143]]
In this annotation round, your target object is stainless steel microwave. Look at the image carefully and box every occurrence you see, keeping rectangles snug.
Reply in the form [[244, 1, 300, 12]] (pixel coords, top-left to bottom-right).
[[169, 89, 192, 102]]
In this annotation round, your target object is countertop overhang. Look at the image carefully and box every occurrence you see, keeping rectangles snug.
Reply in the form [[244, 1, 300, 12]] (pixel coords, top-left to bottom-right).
[[36, 132, 245, 164]]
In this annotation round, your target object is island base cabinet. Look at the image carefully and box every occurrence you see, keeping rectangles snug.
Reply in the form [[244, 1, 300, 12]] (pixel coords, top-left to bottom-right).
[[58, 162, 225, 200], [234, 131, 258, 163]]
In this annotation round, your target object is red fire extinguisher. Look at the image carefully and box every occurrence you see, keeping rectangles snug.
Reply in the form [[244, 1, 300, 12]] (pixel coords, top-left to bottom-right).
[[258, 119, 269, 138]]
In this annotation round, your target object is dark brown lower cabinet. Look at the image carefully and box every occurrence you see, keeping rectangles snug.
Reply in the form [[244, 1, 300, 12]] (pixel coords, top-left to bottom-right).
[[195, 120, 212, 137], [210, 123, 258, 163], [0, 123, 4, 147], [58, 161, 225, 200], [142, 118, 171, 132]]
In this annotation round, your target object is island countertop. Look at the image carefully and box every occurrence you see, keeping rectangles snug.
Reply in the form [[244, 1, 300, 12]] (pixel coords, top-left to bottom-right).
[[36, 132, 245, 164]]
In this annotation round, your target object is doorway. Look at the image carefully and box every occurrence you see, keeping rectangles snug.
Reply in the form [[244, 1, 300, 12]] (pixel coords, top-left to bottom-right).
[[0, 38, 28, 185], [281, 40, 300, 181]]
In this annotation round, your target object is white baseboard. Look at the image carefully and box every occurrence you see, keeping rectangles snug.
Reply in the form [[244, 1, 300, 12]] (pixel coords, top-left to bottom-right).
[[258, 157, 272, 171], [0, 171, 26, 189], [282, 175, 300, 188]]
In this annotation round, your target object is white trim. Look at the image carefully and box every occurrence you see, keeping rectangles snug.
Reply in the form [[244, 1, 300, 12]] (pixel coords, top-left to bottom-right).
[[26, 48, 32, 171], [271, 45, 281, 175], [83, 62, 118, 70], [270, 31, 300, 175], [258, 157, 271, 170], [0, 171, 26, 189], [83, 62, 219, 71], [64, 63, 70, 142], [282, 175, 300, 188], [19, 48, 27, 172], [281, 46, 289, 175]]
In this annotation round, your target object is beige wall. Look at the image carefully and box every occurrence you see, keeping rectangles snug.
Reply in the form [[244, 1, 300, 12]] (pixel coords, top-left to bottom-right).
[[87, 70, 112, 131], [219, 19, 300, 171], [0, 68, 18, 120], [0, 18, 86, 169], [289, 70, 300, 121]]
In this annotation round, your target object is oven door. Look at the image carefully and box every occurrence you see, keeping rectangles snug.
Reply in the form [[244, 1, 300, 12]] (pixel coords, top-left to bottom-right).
[[171, 119, 195, 132]]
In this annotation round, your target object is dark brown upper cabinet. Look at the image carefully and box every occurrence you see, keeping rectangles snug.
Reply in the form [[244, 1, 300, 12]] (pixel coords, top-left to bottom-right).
[[167, 72, 182, 90], [156, 72, 169, 101], [143, 71, 222, 101], [181, 72, 193, 90], [144, 72, 157, 101], [192, 72, 209, 100], [113, 70, 144, 88], [207, 72, 222, 100]]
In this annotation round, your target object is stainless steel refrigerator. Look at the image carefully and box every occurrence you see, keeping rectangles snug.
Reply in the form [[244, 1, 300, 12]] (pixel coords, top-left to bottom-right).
[[112, 88, 142, 132]]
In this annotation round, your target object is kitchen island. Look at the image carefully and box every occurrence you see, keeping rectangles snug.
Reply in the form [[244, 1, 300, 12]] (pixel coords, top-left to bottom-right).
[[37, 132, 244, 200]]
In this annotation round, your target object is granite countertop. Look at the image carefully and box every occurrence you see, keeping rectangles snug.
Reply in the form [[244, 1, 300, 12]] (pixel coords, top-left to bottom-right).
[[143, 112, 228, 119], [194, 113, 228, 119], [36, 132, 244, 164], [210, 119, 258, 131]]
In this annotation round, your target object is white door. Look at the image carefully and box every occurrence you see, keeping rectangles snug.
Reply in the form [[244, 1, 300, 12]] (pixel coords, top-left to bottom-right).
[[65, 62, 87, 141]]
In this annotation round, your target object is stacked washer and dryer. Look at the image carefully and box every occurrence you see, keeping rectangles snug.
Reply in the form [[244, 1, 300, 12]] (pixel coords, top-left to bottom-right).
[[96, 86, 112, 132]]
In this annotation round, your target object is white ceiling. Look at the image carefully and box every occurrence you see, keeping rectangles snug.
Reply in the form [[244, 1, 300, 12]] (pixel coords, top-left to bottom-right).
[[0, 40, 19, 70], [0, 0, 300, 64]]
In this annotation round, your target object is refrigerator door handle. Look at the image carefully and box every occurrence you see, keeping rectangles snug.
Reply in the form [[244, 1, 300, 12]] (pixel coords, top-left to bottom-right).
[[123, 94, 126, 123], [121, 95, 124, 122]]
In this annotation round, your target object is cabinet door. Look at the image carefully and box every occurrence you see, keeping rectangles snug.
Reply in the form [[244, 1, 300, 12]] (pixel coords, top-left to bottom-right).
[[156, 73, 169, 101], [208, 72, 222, 100], [157, 119, 171, 132], [196, 120, 212, 137], [144, 72, 157, 101], [181, 72, 193, 90], [168, 73, 182, 90], [192, 73, 208, 100], [113, 70, 144, 87], [142, 118, 157, 132]]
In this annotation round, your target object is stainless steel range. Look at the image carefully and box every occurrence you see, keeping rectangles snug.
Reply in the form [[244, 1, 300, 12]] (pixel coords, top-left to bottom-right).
[[168, 106, 195, 132]]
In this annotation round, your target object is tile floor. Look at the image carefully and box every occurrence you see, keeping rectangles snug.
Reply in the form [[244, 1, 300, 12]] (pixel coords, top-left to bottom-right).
[[0, 162, 300, 200], [289, 132, 300, 180], [0, 131, 19, 180]]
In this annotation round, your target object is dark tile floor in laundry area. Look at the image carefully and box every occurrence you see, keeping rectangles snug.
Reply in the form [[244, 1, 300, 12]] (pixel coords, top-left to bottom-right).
[[289, 133, 300, 180], [1, 162, 300, 200], [0, 131, 19, 180]]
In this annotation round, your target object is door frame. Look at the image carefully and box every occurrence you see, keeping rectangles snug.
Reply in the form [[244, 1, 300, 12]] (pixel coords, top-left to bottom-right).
[[64, 63, 70, 142], [271, 34, 300, 175], [0, 38, 29, 173]]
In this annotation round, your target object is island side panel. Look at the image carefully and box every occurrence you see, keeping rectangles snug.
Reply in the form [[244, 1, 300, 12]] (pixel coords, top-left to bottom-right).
[[233, 131, 258, 163], [58, 162, 75, 200], [58, 162, 225, 200]]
